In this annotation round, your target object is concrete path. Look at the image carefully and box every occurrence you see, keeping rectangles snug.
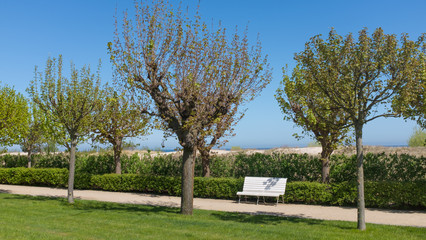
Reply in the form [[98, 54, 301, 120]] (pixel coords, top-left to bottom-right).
[[1, 184, 425, 228]]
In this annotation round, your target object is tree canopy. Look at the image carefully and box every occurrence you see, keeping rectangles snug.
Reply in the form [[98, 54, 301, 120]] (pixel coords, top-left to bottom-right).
[[294, 27, 425, 230], [109, 0, 271, 214], [0, 84, 29, 147], [92, 86, 150, 174], [28, 55, 103, 203], [276, 66, 350, 183], [19, 101, 50, 168]]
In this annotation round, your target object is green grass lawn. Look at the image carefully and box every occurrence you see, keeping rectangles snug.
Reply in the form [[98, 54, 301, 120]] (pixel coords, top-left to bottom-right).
[[0, 193, 424, 240]]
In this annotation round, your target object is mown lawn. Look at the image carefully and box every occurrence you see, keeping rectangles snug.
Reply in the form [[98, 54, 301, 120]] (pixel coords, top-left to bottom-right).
[[0, 193, 424, 240]]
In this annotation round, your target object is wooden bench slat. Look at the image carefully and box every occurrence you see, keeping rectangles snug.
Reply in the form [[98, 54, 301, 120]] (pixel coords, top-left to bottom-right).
[[237, 176, 287, 205]]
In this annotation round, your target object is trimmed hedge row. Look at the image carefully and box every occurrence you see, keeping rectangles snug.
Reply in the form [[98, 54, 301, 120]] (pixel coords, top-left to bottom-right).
[[1, 152, 425, 183], [0, 168, 68, 187], [0, 168, 424, 210]]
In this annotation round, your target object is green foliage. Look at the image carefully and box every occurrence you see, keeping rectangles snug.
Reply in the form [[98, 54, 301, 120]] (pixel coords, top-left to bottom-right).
[[28, 55, 104, 202], [330, 181, 426, 209], [76, 154, 115, 175], [149, 154, 182, 176], [92, 87, 149, 147], [392, 39, 426, 128], [0, 85, 29, 146], [28, 55, 103, 149], [41, 140, 59, 154], [1, 168, 424, 209], [91, 86, 150, 174], [230, 146, 242, 151], [19, 101, 50, 157], [1, 154, 28, 168], [35, 154, 69, 169], [122, 141, 141, 150], [307, 141, 321, 147], [0, 167, 67, 187], [90, 174, 181, 195], [275, 64, 349, 177], [284, 181, 333, 204], [232, 153, 321, 181], [1, 152, 425, 183], [408, 127, 426, 147], [329, 153, 426, 183]]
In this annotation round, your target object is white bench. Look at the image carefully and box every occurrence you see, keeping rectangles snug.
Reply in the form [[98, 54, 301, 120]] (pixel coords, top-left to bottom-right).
[[237, 176, 287, 205]]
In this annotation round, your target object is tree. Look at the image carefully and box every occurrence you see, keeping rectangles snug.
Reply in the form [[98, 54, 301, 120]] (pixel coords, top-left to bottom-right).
[[109, 0, 271, 214], [275, 66, 350, 183], [196, 101, 241, 177], [0, 84, 29, 147], [19, 101, 49, 168], [28, 55, 103, 203], [393, 38, 426, 128], [92, 86, 150, 174], [408, 126, 426, 147], [295, 28, 425, 230]]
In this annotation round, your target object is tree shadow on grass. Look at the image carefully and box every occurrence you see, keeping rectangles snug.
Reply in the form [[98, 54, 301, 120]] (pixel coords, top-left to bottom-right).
[[3, 194, 180, 216], [3, 194, 356, 230], [209, 211, 355, 230]]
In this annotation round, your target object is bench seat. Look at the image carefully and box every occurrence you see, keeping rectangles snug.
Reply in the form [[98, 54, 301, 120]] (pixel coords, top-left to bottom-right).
[[237, 177, 287, 205]]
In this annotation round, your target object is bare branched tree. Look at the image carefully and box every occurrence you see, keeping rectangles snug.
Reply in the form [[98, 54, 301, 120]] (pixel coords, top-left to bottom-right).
[[109, 0, 271, 214]]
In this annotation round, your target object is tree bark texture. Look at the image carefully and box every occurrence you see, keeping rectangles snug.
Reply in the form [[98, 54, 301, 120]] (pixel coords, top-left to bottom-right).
[[113, 140, 122, 174], [355, 124, 366, 230], [320, 146, 333, 183], [27, 150, 32, 168], [181, 146, 196, 215], [67, 138, 77, 204], [199, 148, 211, 178]]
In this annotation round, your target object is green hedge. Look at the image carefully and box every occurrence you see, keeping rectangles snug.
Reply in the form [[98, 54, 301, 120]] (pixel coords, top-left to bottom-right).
[[0, 168, 424, 210], [0, 168, 68, 187], [1, 152, 424, 183]]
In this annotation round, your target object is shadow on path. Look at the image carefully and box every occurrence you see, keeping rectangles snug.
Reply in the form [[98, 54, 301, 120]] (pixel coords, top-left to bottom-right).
[[3, 194, 180, 216]]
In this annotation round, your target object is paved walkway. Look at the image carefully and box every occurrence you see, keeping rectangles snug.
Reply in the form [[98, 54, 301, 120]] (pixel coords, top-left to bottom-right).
[[1, 184, 425, 228]]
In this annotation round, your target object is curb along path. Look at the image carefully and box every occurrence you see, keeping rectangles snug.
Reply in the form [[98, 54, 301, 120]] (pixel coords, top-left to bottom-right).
[[0, 184, 425, 228]]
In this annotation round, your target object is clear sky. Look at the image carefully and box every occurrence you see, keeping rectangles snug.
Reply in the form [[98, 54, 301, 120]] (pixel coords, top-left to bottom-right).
[[1, 0, 425, 151]]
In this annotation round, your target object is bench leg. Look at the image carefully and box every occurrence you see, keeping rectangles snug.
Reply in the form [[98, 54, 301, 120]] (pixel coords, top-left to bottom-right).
[[276, 197, 278, 206], [256, 196, 259, 205], [238, 196, 241, 204]]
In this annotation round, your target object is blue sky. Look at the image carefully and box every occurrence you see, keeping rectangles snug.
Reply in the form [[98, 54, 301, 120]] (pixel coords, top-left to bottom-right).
[[1, 0, 424, 150]]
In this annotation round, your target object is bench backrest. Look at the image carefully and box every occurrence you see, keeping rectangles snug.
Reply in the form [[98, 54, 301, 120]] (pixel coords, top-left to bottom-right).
[[243, 176, 287, 193]]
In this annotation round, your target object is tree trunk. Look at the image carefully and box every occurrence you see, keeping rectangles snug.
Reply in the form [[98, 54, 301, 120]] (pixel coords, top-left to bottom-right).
[[113, 140, 122, 174], [199, 148, 211, 178], [320, 145, 332, 183], [67, 137, 77, 204], [181, 146, 196, 215], [27, 150, 32, 168], [355, 123, 366, 230]]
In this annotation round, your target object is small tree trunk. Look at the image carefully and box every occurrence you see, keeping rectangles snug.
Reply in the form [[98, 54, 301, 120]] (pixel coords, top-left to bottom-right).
[[67, 137, 77, 204], [199, 148, 211, 178], [113, 140, 122, 174], [320, 147, 332, 183], [355, 123, 366, 230], [181, 146, 196, 215], [27, 150, 32, 168]]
